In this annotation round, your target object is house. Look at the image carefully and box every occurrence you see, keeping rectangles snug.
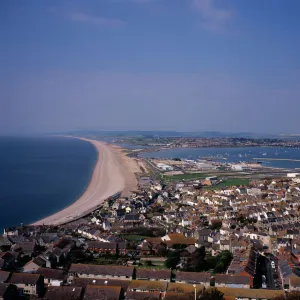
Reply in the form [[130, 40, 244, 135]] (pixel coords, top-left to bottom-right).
[[289, 276, 300, 291], [36, 268, 65, 286], [23, 256, 47, 273], [83, 285, 123, 300], [87, 241, 127, 255], [136, 269, 171, 282], [124, 214, 143, 227], [3, 228, 19, 237], [87, 242, 117, 254], [194, 229, 213, 242], [161, 233, 195, 247], [175, 272, 210, 286], [54, 237, 75, 252], [226, 247, 257, 288], [126, 290, 160, 300], [247, 188, 262, 196], [0, 236, 12, 248], [78, 228, 102, 241], [215, 274, 251, 288], [68, 264, 134, 283], [71, 277, 131, 291], [165, 292, 196, 300], [278, 257, 298, 289], [45, 248, 66, 267], [0, 272, 10, 284], [128, 280, 167, 298], [216, 287, 284, 300], [36, 234, 59, 247], [8, 273, 44, 297], [18, 242, 36, 257], [0, 283, 18, 300], [43, 286, 83, 300], [118, 242, 127, 255], [166, 283, 204, 298], [0, 252, 17, 270]]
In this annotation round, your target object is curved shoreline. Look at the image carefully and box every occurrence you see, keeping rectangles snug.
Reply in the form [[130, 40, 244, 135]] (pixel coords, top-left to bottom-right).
[[32, 137, 138, 226]]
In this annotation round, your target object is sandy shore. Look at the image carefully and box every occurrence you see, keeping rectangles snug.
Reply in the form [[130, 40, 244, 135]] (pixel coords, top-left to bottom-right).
[[33, 137, 138, 226]]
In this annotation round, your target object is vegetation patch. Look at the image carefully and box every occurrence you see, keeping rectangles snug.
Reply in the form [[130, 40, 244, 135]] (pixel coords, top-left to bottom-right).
[[121, 234, 150, 242], [162, 173, 208, 182], [204, 178, 250, 189]]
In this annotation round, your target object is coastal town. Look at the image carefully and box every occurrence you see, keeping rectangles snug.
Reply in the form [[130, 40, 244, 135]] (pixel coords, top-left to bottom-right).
[[2, 141, 300, 299], [112, 136, 300, 150], [4, 0, 300, 297]]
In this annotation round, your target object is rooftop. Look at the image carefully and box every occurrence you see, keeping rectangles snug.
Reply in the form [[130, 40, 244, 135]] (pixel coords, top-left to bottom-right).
[[128, 280, 168, 291], [44, 286, 83, 300], [83, 285, 121, 300], [8, 273, 41, 285], [69, 264, 134, 277]]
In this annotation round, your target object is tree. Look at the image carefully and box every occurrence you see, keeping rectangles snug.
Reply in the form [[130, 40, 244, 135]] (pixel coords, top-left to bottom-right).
[[157, 244, 168, 256], [173, 244, 188, 250], [145, 260, 152, 266], [214, 251, 233, 273], [273, 292, 300, 300], [197, 246, 206, 260], [197, 287, 224, 300], [211, 221, 222, 230], [165, 251, 180, 269]]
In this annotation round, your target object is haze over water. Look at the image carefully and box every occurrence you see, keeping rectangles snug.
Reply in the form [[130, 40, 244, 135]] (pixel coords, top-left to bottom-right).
[[0, 137, 97, 231]]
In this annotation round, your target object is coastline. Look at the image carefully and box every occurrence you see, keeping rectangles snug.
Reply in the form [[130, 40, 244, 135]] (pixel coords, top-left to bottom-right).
[[32, 137, 138, 226]]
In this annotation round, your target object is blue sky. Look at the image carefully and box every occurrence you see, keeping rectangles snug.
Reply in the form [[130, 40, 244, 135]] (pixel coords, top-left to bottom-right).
[[1, 0, 300, 134]]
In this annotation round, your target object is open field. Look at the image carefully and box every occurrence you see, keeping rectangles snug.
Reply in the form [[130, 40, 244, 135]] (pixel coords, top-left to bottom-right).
[[120, 235, 150, 241], [136, 264, 168, 270], [161, 173, 208, 182], [204, 178, 250, 189]]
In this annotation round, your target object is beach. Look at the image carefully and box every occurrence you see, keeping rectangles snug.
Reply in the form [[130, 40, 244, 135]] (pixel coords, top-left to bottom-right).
[[33, 137, 138, 226]]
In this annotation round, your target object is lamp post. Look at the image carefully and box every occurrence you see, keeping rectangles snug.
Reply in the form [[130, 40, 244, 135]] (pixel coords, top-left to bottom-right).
[[193, 284, 196, 300]]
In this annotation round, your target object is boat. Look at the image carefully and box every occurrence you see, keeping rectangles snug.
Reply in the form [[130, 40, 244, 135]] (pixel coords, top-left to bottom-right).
[[262, 153, 267, 156]]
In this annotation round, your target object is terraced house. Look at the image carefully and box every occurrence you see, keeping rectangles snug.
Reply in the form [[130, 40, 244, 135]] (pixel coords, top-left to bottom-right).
[[68, 264, 134, 283]]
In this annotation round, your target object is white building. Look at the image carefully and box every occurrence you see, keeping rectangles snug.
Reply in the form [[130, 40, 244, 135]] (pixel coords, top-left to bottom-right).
[[287, 173, 300, 178], [293, 175, 300, 184], [156, 163, 174, 171], [231, 164, 244, 171]]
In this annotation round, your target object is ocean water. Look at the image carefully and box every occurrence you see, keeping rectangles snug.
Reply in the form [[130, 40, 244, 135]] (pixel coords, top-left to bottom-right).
[[0, 137, 97, 231], [140, 146, 300, 169]]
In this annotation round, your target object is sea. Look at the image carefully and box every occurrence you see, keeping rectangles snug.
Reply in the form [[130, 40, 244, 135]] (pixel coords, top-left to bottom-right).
[[139, 146, 300, 169], [0, 136, 97, 232]]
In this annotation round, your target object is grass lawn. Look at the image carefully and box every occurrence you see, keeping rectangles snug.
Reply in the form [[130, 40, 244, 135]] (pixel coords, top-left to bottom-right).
[[161, 173, 208, 182], [121, 235, 150, 242], [136, 264, 168, 270], [204, 178, 250, 189]]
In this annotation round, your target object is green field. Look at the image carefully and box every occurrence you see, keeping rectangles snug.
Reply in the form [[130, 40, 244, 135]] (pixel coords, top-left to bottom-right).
[[161, 173, 208, 182], [136, 264, 168, 270], [204, 178, 250, 189], [121, 235, 150, 242]]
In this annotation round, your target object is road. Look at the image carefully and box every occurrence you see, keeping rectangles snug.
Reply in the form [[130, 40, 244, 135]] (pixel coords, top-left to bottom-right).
[[264, 256, 275, 289]]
